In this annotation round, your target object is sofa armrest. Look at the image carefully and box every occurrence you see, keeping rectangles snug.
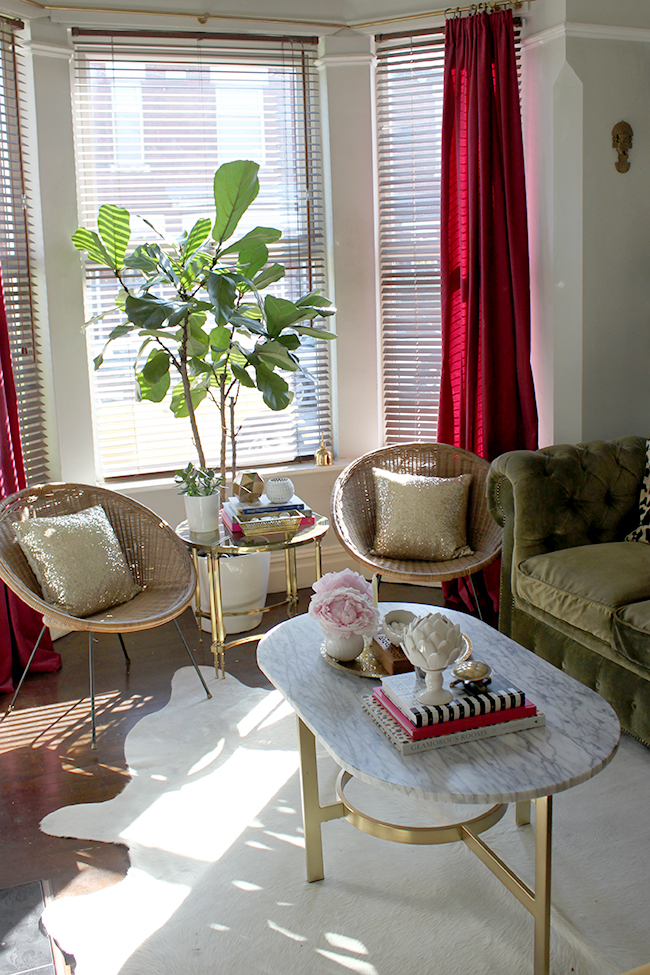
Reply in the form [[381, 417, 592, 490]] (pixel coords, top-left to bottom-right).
[[487, 437, 646, 635]]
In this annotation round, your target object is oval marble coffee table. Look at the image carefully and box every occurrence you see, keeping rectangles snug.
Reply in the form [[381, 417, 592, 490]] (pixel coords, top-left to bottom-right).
[[257, 602, 620, 975]]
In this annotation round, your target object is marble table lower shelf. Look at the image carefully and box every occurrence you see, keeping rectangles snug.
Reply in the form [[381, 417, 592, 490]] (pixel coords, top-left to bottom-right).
[[256, 603, 621, 975]]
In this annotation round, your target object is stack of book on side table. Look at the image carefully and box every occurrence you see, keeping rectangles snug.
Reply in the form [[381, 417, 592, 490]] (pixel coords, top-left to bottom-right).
[[220, 493, 316, 537], [363, 671, 545, 754]]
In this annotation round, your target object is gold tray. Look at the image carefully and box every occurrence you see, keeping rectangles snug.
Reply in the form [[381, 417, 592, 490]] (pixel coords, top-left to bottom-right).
[[320, 633, 472, 679]]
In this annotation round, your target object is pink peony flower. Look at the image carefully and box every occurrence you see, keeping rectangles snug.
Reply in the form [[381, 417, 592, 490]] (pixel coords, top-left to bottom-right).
[[309, 586, 380, 636], [311, 569, 373, 600]]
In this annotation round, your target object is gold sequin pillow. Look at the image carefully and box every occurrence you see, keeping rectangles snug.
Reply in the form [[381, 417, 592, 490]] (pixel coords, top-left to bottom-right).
[[371, 468, 474, 562], [13, 505, 141, 618]]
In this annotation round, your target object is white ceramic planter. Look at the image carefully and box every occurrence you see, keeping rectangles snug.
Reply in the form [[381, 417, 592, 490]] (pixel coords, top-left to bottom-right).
[[183, 493, 221, 534], [195, 550, 271, 634]]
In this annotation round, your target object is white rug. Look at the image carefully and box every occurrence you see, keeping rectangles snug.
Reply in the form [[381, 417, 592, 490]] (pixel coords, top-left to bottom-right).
[[41, 667, 650, 975]]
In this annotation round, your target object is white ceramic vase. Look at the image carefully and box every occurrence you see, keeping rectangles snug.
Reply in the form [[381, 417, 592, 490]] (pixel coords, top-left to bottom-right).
[[417, 667, 454, 706], [183, 493, 221, 534], [323, 631, 365, 662]]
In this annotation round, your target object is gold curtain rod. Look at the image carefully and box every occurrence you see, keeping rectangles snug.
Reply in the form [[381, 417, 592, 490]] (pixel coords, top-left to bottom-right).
[[17, 0, 533, 32]]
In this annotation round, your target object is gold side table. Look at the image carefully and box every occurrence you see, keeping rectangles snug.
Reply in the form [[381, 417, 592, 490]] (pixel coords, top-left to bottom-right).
[[176, 514, 329, 678]]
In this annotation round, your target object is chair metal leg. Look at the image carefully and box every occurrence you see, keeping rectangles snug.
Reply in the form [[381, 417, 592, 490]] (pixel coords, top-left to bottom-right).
[[174, 619, 212, 699], [3, 624, 48, 717], [467, 573, 483, 622], [89, 633, 97, 750], [117, 633, 131, 668]]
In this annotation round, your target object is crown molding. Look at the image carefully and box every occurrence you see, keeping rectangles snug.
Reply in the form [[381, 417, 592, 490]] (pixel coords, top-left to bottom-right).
[[24, 38, 72, 56], [523, 21, 650, 50], [316, 52, 376, 68]]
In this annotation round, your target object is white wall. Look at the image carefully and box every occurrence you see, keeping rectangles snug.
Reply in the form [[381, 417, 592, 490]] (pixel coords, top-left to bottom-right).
[[522, 1, 650, 446]]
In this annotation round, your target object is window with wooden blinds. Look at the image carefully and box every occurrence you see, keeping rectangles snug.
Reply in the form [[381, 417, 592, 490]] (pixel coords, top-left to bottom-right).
[[72, 31, 331, 479], [0, 18, 50, 485]]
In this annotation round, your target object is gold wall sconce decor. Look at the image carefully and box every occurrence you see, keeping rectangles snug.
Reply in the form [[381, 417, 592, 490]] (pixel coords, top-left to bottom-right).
[[612, 121, 633, 173]]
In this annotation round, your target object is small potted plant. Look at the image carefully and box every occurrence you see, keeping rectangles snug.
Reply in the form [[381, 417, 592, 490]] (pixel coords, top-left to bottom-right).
[[174, 463, 224, 534]]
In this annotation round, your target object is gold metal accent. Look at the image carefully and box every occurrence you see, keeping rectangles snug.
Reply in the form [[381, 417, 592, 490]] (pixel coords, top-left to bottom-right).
[[20, 0, 538, 33], [320, 642, 387, 678], [612, 121, 633, 173], [314, 437, 333, 466], [450, 658, 492, 688], [320, 631, 472, 678], [336, 769, 507, 843], [297, 717, 346, 882], [178, 515, 329, 678], [296, 715, 554, 975], [233, 470, 264, 502]]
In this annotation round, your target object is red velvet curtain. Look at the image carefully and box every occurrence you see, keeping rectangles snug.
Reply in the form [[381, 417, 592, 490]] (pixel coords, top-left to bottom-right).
[[438, 10, 538, 615], [0, 264, 60, 693]]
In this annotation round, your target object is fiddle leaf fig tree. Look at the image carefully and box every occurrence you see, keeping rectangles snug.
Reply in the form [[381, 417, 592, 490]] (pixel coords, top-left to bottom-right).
[[72, 159, 335, 499]]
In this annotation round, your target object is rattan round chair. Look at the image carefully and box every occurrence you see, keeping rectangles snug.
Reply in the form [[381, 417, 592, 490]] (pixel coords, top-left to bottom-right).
[[331, 443, 502, 614], [0, 482, 211, 746]]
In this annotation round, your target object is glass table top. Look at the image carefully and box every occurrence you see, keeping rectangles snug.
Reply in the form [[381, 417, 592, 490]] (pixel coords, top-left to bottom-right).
[[175, 512, 330, 555]]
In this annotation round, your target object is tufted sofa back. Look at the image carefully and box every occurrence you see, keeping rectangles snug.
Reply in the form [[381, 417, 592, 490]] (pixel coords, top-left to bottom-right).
[[487, 437, 647, 631]]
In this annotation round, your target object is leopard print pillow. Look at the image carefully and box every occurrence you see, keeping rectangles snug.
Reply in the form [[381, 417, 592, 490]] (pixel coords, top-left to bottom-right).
[[626, 440, 650, 544]]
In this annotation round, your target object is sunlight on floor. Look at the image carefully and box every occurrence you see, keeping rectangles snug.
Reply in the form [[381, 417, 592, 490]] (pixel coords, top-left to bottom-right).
[[0, 692, 151, 752], [117, 693, 300, 864]]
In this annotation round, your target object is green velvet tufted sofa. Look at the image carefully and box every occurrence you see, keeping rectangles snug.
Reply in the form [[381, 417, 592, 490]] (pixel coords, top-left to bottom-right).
[[486, 436, 650, 746]]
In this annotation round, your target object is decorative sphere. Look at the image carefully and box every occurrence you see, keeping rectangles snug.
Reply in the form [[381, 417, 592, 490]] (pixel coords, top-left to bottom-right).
[[264, 477, 295, 503], [233, 470, 264, 502]]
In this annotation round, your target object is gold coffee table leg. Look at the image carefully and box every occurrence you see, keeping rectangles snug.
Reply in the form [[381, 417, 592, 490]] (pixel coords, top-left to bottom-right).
[[533, 795, 552, 975], [296, 717, 345, 882]]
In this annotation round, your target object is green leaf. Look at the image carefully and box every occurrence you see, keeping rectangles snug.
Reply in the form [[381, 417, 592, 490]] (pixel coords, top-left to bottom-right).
[[276, 332, 301, 351], [125, 294, 180, 330], [71, 228, 113, 268], [205, 271, 237, 323], [220, 226, 281, 257], [296, 291, 335, 313], [254, 362, 293, 411], [137, 349, 171, 402], [231, 362, 256, 387], [97, 204, 131, 270], [237, 243, 268, 282], [123, 245, 160, 274], [93, 352, 104, 370], [182, 218, 212, 261], [170, 379, 208, 418], [293, 324, 337, 340], [255, 340, 299, 371], [142, 348, 171, 384], [264, 294, 305, 336], [108, 322, 136, 341], [228, 310, 267, 336], [209, 324, 232, 352], [186, 318, 209, 357], [212, 160, 259, 248], [253, 263, 285, 290]]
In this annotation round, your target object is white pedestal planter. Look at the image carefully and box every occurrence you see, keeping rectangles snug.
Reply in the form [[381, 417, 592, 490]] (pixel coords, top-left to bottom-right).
[[183, 494, 221, 534], [195, 550, 271, 634]]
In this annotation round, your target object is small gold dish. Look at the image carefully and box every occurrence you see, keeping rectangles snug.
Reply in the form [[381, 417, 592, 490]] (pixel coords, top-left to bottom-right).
[[450, 659, 492, 688]]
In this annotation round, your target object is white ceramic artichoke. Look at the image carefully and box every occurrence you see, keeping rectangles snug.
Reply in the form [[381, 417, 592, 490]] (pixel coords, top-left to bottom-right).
[[400, 612, 465, 673]]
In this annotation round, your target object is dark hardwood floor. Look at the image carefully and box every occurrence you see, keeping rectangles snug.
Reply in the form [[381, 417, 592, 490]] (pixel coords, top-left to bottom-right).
[[0, 583, 451, 899]]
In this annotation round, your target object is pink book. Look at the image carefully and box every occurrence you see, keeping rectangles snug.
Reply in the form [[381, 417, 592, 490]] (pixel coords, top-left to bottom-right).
[[373, 687, 538, 741]]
